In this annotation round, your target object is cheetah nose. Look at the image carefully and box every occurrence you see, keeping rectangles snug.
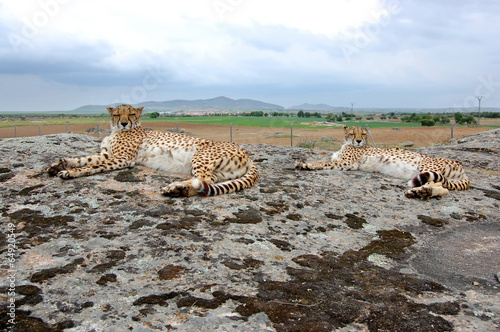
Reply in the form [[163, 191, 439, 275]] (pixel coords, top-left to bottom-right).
[[356, 139, 362, 143], [121, 122, 129, 127]]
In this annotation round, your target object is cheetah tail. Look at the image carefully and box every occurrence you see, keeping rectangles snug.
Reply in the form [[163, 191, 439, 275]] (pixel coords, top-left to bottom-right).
[[409, 171, 470, 191], [409, 171, 444, 188], [199, 162, 259, 197], [443, 176, 470, 191]]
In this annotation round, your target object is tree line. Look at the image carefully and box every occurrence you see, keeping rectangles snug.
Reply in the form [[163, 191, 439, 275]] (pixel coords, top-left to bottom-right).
[[400, 113, 480, 126], [146, 110, 497, 126]]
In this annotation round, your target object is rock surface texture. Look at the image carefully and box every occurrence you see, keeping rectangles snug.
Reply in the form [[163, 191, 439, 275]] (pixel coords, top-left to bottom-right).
[[1, 129, 499, 331]]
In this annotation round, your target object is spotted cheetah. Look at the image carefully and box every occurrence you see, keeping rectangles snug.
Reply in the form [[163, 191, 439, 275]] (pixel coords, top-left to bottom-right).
[[296, 126, 470, 199], [48, 105, 258, 197]]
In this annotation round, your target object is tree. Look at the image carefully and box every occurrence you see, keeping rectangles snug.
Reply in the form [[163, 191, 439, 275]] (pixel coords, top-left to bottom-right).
[[421, 119, 435, 126], [297, 110, 305, 118], [464, 115, 477, 125], [149, 112, 160, 118], [326, 114, 335, 122], [410, 113, 422, 122], [440, 116, 450, 124]]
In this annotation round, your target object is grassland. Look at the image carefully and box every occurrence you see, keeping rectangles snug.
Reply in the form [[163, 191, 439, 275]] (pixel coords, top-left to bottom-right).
[[149, 116, 420, 128], [1, 115, 499, 130]]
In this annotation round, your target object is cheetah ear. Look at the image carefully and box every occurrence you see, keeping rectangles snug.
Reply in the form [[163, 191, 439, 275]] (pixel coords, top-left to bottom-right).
[[136, 106, 144, 115], [107, 106, 114, 114], [343, 125, 348, 130]]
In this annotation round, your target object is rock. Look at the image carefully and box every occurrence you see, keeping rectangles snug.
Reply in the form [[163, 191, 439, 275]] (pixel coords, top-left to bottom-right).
[[401, 141, 414, 147], [85, 126, 112, 134], [0, 131, 499, 331], [321, 136, 341, 143]]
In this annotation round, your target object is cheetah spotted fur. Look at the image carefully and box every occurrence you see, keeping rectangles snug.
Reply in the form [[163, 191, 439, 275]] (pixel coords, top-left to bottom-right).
[[296, 126, 470, 199], [48, 105, 258, 197]]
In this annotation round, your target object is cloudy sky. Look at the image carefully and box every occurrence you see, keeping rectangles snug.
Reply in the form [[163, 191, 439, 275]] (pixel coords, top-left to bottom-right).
[[0, 0, 499, 111]]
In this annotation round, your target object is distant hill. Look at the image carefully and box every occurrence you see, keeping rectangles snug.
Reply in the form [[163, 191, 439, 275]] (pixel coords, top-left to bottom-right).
[[288, 103, 351, 111], [71, 96, 284, 113], [62, 98, 500, 115]]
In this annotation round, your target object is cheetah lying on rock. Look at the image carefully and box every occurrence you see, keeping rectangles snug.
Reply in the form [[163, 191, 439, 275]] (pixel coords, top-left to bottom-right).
[[296, 126, 470, 199], [48, 105, 258, 197]]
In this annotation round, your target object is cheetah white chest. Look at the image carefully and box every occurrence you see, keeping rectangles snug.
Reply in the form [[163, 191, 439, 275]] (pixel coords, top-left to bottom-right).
[[358, 156, 420, 179], [136, 144, 196, 175]]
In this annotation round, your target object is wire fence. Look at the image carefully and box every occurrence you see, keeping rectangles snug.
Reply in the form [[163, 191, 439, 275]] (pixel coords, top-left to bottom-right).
[[0, 121, 494, 150]]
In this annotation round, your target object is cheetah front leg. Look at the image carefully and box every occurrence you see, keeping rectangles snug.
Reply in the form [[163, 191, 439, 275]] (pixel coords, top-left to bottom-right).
[[48, 148, 111, 176], [296, 161, 333, 170], [53, 157, 134, 179], [404, 181, 449, 200], [296, 160, 357, 171]]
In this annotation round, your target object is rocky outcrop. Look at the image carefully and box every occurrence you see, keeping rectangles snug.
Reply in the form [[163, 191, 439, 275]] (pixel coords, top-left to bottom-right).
[[0, 129, 499, 331]]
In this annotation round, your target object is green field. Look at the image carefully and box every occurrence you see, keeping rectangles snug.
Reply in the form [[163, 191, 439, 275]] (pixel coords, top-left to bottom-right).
[[0, 117, 110, 128], [146, 116, 431, 129], [1, 115, 497, 129]]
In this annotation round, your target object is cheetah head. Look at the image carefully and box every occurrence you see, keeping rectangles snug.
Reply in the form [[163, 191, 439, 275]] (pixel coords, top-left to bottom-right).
[[107, 105, 144, 132], [343, 125, 367, 147]]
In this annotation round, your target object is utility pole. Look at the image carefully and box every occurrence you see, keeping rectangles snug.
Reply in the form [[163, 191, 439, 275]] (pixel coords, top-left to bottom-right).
[[350, 102, 354, 112], [476, 96, 482, 126]]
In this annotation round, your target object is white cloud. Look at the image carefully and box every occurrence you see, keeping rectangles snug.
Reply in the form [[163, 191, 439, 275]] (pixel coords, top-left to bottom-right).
[[0, 0, 499, 110]]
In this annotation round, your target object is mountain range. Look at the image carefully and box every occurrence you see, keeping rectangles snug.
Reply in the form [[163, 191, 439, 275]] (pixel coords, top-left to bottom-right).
[[287, 103, 352, 111], [70, 96, 498, 114], [72, 96, 284, 113]]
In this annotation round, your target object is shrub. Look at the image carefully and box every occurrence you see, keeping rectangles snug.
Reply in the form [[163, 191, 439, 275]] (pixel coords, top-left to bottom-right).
[[421, 119, 435, 126]]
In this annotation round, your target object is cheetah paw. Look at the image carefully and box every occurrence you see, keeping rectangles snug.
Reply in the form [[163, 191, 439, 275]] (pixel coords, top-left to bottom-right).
[[47, 159, 67, 176], [161, 183, 197, 197], [405, 187, 430, 200], [405, 182, 449, 200], [295, 161, 317, 170], [57, 170, 73, 180]]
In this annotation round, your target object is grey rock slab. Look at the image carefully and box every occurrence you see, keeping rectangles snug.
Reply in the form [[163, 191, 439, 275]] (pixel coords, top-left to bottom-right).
[[0, 131, 499, 331]]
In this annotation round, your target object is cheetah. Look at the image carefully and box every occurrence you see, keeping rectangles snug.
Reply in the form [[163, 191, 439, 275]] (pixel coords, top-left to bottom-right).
[[296, 126, 470, 199], [48, 105, 258, 197]]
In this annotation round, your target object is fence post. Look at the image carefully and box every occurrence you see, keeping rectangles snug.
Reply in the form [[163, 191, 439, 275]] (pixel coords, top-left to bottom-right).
[[14, 126, 16, 138], [66, 123, 68, 133], [97, 123, 100, 138], [176, 123, 179, 132], [365, 124, 376, 147], [39, 125, 41, 136], [230, 123, 232, 143], [451, 123, 454, 139], [291, 123, 293, 147]]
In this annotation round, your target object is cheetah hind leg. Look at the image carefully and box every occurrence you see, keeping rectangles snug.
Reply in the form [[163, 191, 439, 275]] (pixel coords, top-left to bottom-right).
[[404, 181, 449, 200], [161, 178, 204, 197]]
